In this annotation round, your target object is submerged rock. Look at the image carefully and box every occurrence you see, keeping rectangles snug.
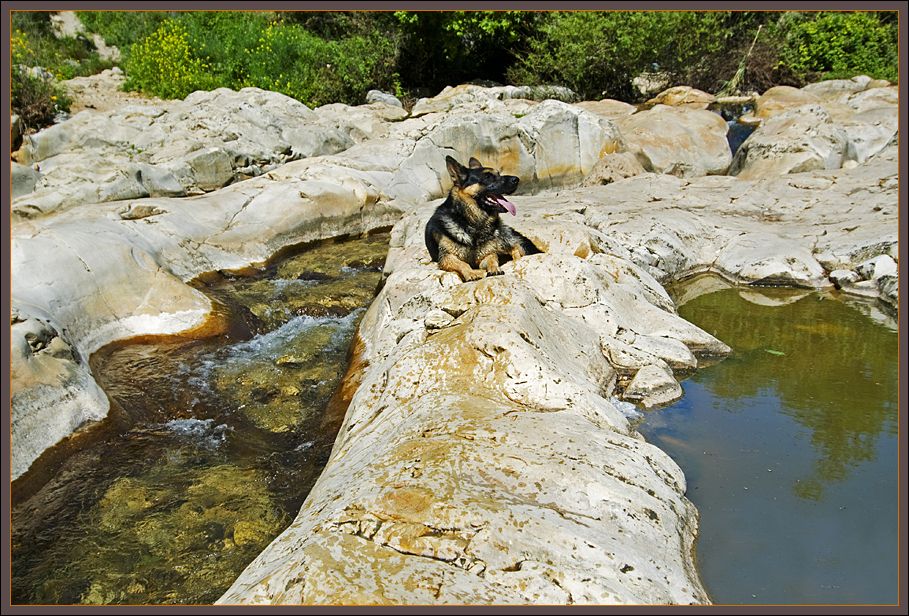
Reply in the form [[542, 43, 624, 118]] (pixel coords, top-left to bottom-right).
[[73, 464, 286, 605]]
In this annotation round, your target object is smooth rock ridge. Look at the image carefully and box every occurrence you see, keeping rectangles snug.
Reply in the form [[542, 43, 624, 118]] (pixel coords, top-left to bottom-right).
[[218, 199, 730, 605]]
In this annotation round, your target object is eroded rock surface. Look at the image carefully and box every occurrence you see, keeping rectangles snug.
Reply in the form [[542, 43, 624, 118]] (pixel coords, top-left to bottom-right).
[[11, 85, 625, 480], [11, 76, 899, 604], [734, 78, 897, 178], [218, 199, 726, 605], [617, 105, 731, 177], [220, 143, 897, 607]]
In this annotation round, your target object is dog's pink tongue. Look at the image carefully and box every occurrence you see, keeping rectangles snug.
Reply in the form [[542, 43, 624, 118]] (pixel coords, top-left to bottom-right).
[[497, 196, 517, 216]]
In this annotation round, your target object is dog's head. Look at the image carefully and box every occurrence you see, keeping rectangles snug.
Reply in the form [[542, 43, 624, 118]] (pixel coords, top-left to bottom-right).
[[446, 156, 519, 216]]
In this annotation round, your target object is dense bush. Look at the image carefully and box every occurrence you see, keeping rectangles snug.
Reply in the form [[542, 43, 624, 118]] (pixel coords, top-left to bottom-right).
[[238, 17, 397, 107], [277, 11, 400, 41], [13, 9, 899, 116], [777, 12, 898, 83], [507, 10, 897, 101], [120, 12, 397, 107], [508, 11, 775, 101], [393, 11, 539, 94]]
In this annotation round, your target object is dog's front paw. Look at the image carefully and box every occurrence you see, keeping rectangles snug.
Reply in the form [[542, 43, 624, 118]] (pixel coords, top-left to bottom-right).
[[463, 268, 488, 282], [510, 246, 526, 262]]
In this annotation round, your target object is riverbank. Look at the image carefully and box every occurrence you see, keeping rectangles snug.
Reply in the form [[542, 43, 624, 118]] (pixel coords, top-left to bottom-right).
[[11, 76, 899, 605]]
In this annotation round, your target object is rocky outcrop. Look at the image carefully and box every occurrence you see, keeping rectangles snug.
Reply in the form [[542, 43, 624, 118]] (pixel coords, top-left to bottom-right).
[[616, 105, 731, 177], [12, 84, 609, 220], [218, 197, 726, 605], [220, 126, 898, 608], [11, 87, 624, 481], [583, 145, 898, 297], [574, 99, 637, 120], [729, 104, 848, 179], [734, 77, 897, 178], [751, 85, 821, 120], [11, 76, 898, 604], [62, 68, 164, 115], [366, 89, 404, 108], [381, 98, 622, 204], [581, 152, 646, 187], [643, 86, 716, 110], [410, 83, 579, 117], [12, 87, 362, 217]]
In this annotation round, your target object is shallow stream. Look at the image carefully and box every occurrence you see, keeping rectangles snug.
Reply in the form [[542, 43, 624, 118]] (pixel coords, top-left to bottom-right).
[[11, 232, 390, 605]]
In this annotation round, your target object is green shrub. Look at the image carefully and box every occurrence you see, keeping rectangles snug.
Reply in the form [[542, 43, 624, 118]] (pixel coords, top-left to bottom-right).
[[778, 12, 898, 83], [123, 19, 218, 99], [327, 34, 399, 106], [121, 13, 398, 106], [176, 11, 273, 85], [278, 11, 400, 40], [507, 10, 897, 100], [508, 11, 740, 101], [12, 67, 72, 133], [241, 19, 397, 107], [241, 18, 334, 104]]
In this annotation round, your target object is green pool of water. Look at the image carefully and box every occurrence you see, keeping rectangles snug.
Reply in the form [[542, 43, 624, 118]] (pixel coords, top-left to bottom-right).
[[11, 232, 390, 605], [638, 276, 899, 605]]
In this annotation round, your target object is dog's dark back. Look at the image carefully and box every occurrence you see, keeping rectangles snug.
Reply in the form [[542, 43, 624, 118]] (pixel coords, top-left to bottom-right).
[[425, 156, 540, 268]]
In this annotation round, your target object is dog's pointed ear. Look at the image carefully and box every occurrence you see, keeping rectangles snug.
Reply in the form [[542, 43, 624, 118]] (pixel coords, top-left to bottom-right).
[[468, 157, 483, 169], [446, 156, 469, 187]]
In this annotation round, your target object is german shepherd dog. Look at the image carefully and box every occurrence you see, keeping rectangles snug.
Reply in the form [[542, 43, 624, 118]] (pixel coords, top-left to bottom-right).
[[425, 156, 539, 281]]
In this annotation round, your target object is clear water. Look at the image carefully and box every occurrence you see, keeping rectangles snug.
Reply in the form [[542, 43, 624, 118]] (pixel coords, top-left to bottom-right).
[[638, 277, 899, 605], [11, 232, 390, 605]]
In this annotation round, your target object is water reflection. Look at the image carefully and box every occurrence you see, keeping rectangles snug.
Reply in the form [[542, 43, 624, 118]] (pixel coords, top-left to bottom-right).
[[677, 283, 897, 499], [638, 277, 898, 604]]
